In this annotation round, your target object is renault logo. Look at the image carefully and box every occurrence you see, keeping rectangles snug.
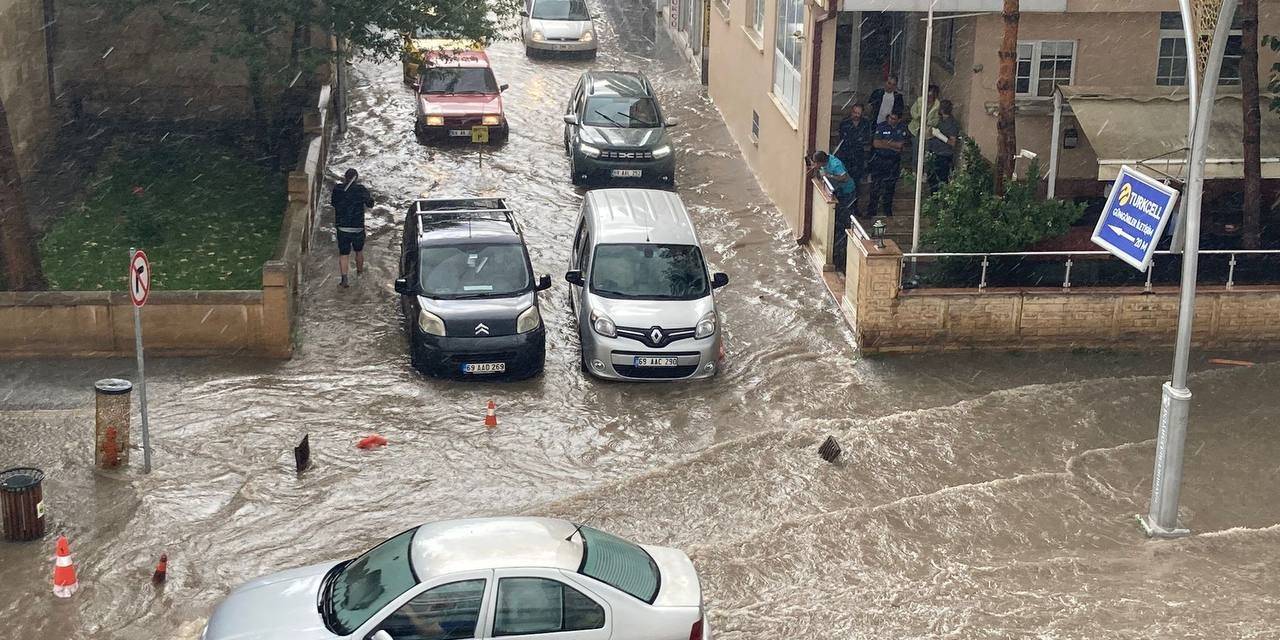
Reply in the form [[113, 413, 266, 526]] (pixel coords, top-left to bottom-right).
[[649, 327, 664, 344], [475, 323, 490, 336]]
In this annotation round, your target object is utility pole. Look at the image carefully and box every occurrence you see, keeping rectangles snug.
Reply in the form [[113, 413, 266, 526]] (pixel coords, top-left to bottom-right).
[[910, 0, 937, 254], [1140, 0, 1239, 539]]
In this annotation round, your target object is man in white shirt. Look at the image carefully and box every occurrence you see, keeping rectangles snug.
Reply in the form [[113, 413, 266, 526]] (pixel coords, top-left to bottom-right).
[[867, 74, 905, 124]]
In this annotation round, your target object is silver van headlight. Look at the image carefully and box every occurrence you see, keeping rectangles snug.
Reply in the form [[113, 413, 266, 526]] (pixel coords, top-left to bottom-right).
[[418, 309, 446, 336], [590, 310, 617, 338], [695, 312, 717, 339], [516, 306, 542, 333]]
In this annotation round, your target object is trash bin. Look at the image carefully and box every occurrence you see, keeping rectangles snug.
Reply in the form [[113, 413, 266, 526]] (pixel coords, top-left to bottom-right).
[[95, 378, 133, 468], [0, 467, 46, 542]]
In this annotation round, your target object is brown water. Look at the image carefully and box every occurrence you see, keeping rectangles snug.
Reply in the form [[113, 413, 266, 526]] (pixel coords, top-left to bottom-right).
[[2, 2, 1280, 637]]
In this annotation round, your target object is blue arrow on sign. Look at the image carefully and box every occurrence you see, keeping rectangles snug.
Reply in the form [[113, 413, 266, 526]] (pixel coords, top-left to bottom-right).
[[1091, 165, 1181, 272]]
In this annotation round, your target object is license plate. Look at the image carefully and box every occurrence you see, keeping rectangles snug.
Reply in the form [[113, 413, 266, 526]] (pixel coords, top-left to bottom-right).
[[633, 356, 678, 368], [462, 362, 507, 374], [449, 129, 471, 137], [611, 169, 643, 178]]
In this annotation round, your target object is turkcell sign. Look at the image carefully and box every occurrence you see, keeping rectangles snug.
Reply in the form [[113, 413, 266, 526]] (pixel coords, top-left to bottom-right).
[[1091, 165, 1180, 271]]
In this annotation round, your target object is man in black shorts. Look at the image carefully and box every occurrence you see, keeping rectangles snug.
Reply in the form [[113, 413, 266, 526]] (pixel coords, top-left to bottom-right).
[[331, 168, 374, 288]]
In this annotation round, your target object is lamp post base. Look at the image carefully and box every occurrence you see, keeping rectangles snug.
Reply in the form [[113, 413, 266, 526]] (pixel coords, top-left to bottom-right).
[[1137, 514, 1190, 539]]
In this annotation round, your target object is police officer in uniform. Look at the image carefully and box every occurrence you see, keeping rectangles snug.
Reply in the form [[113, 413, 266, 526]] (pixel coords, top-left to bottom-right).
[[867, 111, 910, 218]]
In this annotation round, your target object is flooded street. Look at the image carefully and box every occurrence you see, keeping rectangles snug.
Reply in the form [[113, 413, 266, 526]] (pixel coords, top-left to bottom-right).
[[3, 1, 1280, 637]]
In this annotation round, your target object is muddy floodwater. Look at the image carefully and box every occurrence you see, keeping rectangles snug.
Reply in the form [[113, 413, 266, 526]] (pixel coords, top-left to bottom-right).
[[3, 1, 1280, 638]]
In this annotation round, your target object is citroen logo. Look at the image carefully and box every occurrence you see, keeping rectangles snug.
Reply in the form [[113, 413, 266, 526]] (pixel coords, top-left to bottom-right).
[[649, 327, 664, 344], [475, 323, 490, 336]]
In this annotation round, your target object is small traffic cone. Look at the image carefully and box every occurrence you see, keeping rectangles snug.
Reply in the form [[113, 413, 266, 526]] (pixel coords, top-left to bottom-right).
[[152, 553, 168, 584], [484, 400, 498, 428], [52, 536, 79, 598]]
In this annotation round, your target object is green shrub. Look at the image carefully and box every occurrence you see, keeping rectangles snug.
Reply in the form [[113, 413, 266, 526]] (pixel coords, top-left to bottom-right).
[[922, 139, 1084, 253]]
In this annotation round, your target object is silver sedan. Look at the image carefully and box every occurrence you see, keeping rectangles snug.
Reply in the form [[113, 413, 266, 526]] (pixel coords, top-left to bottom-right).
[[202, 517, 709, 640]]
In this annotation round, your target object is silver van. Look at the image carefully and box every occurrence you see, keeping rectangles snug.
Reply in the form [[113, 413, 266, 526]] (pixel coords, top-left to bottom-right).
[[565, 189, 728, 381]]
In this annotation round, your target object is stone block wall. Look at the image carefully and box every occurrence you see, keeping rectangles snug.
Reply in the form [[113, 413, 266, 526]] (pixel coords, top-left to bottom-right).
[[842, 233, 1280, 353]]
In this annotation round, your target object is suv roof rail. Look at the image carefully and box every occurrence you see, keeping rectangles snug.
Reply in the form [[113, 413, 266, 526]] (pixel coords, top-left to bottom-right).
[[412, 198, 519, 234]]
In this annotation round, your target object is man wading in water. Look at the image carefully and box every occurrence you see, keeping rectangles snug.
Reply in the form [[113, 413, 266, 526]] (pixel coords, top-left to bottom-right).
[[331, 168, 374, 288]]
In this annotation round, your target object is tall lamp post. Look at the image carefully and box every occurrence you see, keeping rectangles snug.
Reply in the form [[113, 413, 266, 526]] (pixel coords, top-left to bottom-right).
[[1140, 0, 1239, 539]]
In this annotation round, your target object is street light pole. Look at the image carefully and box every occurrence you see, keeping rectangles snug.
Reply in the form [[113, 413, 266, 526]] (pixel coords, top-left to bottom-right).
[[1140, 0, 1239, 539], [910, 0, 938, 254], [1169, 0, 1202, 253]]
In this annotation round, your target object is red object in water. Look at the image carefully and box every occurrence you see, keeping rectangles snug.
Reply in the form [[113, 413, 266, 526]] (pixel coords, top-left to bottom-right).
[[356, 434, 388, 449], [152, 553, 168, 584]]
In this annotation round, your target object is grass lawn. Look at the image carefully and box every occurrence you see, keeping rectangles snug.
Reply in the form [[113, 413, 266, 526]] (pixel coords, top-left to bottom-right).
[[39, 138, 285, 291]]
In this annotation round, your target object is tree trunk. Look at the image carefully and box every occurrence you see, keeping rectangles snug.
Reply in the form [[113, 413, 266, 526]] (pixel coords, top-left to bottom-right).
[[994, 0, 1020, 196], [1240, 0, 1262, 249], [0, 97, 47, 291]]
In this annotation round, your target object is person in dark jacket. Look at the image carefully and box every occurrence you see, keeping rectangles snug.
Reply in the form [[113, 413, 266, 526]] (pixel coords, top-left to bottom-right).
[[867, 74, 905, 125], [836, 103, 873, 215], [867, 111, 911, 217], [927, 99, 963, 191], [331, 168, 374, 288]]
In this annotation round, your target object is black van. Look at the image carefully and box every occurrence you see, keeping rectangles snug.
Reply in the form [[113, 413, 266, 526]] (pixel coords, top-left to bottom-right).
[[394, 198, 553, 378]]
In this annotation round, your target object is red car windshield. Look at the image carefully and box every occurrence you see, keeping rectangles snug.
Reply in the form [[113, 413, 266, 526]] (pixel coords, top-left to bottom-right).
[[420, 67, 499, 95]]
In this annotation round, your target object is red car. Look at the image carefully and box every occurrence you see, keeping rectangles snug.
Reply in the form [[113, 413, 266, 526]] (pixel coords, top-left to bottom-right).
[[413, 50, 510, 144]]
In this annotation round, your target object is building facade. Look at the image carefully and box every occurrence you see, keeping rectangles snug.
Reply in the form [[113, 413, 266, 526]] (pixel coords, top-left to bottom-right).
[[661, 0, 713, 83], [708, 0, 1280, 251]]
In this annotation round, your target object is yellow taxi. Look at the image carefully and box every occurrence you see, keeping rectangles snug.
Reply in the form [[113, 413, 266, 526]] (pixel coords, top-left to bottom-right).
[[402, 28, 487, 84]]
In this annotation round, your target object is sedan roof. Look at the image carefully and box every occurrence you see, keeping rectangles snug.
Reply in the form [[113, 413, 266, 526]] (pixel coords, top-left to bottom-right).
[[410, 517, 583, 579]]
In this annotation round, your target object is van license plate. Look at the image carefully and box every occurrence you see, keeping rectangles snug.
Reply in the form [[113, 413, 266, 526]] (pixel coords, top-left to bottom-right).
[[633, 356, 678, 368], [611, 169, 643, 178], [463, 362, 507, 374], [449, 129, 472, 137]]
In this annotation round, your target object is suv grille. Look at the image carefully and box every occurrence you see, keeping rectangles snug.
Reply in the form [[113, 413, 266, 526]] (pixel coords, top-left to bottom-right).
[[616, 326, 696, 348], [600, 149, 654, 161]]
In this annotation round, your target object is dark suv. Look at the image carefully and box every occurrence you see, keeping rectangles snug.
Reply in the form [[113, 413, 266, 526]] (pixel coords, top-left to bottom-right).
[[563, 71, 679, 186], [394, 198, 553, 379]]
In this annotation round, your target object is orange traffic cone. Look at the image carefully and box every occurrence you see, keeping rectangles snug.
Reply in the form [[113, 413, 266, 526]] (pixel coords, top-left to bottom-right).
[[52, 536, 79, 598], [484, 400, 498, 428], [152, 553, 168, 584]]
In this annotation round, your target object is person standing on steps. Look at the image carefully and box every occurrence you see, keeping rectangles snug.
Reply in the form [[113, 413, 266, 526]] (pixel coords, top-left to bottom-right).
[[867, 73, 905, 125], [331, 168, 374, 288], [836, 103, 873, 215], [867, 111, 910, 218], [927, 99, 962, 191]]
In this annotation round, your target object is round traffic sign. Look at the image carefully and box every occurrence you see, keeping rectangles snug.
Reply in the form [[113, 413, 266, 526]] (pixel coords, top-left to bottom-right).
[[129, 250, 151, 307]]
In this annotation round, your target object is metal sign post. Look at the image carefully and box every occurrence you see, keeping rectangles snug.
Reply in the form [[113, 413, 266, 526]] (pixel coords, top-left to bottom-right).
[[472, 125, 489, 168], [1139, 0, 1239, 539], [129, 248, 153, 474]]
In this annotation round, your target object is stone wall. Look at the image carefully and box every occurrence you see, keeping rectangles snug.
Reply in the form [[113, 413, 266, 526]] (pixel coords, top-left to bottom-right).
[[842, 234, 1280, 353], [0, 0, 55, 177]]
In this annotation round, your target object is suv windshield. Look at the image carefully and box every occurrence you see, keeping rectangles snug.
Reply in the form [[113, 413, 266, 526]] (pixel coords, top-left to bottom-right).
[[590, 244, 709, 300], [578, 526, 660, 603], [420, 67, 498, 94], [531, 0, 590, 20], [582, 97, 660, 128], [323, 527, 419, 635], [419, 244, 532, 298]]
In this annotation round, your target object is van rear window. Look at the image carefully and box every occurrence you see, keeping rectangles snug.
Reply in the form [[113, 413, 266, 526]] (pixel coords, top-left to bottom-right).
[[578, 526, 660, 603]]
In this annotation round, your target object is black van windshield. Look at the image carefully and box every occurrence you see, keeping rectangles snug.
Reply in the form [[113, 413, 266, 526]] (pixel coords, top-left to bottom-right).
[[590, 244, 709, 300], [419, 244, 532, 298]]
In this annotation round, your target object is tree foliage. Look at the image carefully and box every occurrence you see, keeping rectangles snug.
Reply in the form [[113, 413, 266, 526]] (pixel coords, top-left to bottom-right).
[[922, 139, 1084, 253]]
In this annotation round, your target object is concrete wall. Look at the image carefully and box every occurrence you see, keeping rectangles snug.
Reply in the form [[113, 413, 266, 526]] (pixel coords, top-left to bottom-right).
[[841, 234, 1280, 353], [708, 0, 825, 232], [0, 0, 54, 177]]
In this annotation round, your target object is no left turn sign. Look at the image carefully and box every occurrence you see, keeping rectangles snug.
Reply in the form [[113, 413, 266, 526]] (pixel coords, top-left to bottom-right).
[[130, 250, 150, 307]]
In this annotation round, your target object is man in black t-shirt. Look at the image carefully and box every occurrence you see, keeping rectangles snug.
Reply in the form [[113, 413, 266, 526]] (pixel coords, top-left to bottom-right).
[[331, 168, 374, 288]]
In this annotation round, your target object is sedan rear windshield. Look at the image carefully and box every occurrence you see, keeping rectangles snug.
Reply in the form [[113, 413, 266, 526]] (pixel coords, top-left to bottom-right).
[[420, 67, 498, 94], [583, 97, 660, 128], [324, 527, 419, 635], [532, 0, 590, 20], [590, 244, 709, 300], [419, 244, 532, 298], [578, 526, 660, 603]]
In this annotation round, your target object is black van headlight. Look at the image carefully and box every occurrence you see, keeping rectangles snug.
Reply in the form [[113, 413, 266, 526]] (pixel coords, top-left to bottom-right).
[[516, 306, 542, 333], [418, 309, 446, 336]]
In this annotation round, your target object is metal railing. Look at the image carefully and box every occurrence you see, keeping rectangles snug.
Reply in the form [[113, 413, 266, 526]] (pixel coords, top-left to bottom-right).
[[899, 249, 1280, 291]]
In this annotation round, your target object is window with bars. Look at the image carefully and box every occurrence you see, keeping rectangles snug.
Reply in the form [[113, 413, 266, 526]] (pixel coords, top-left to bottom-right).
[[1016, 41, 1075, 97], [1156, 12, 1244, 86]]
